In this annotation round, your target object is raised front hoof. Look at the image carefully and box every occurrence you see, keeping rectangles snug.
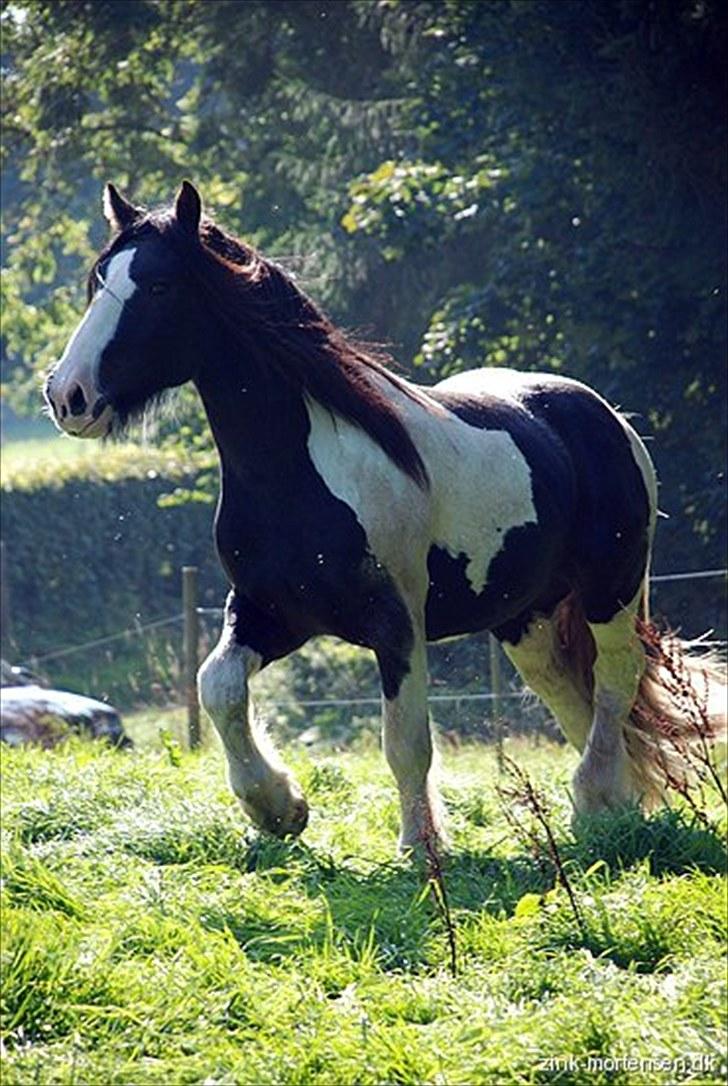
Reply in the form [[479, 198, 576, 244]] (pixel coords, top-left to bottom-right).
[[268, 796, 309, 839], [240, 793, 309, 840]]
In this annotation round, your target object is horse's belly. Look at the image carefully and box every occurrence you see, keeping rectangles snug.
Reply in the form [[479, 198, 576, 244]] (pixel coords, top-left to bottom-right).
[[424, 526, 560, 640]]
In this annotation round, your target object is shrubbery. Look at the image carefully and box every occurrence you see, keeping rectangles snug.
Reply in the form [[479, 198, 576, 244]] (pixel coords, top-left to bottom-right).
[[2, 445, 226, 704], [3, 437, 723, 730]]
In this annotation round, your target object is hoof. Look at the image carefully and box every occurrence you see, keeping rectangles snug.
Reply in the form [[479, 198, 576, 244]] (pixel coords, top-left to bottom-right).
[[398, 827, 449, 859], [239, 783, 309, 839], [273, 795, 309, 839], [571, 771, 639, 817]]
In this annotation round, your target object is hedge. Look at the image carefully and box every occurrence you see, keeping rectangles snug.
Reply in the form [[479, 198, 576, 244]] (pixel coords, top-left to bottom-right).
[[2, 446, 226, 704], [5, 443, 719, 724]]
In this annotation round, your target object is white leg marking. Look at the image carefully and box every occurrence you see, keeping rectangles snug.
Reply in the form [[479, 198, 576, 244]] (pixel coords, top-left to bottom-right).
[[572, 603, 645, 813], [198, 626, 308, 837], [503, 616, 593, 751], [380, 634, 445, 851]]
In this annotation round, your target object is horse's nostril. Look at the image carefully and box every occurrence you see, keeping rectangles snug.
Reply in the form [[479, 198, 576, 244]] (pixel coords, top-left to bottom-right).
[[68, 384, 88, 417]]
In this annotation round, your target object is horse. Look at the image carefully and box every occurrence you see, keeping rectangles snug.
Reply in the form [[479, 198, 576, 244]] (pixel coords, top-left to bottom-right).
[[44, 181, 726, 850]]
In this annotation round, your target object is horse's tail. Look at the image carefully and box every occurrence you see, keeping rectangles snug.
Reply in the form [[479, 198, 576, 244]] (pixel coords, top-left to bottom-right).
[[555, 587, 726, 808], [623, 614, 727, 807]]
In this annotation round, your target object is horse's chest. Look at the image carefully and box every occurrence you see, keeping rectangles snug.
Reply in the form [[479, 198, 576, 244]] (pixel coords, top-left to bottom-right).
[[216, 490, 359, 584], [214, 463, 402, 641]]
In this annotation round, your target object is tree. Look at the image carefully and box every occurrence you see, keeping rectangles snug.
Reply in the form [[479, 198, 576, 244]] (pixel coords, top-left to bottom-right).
[[341, 0, 727, 573], [2, 0, 725, 586]]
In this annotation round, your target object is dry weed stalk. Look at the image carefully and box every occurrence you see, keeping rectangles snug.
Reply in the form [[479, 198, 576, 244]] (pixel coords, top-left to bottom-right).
[[497, 755, 586, 938], [421, 813, 458, 977]]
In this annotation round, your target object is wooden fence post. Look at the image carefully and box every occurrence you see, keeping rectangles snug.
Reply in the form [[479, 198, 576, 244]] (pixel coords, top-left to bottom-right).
[[0, 540, 10, 656], [182, 565, 201, 749], [489, 633, 504, 770]]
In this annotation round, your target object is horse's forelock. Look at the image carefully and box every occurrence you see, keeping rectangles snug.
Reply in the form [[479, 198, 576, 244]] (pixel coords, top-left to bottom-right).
[[86, 216, 161, 303]]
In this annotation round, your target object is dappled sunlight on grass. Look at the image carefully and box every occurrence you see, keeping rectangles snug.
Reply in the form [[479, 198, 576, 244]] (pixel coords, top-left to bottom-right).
[[1, 731, 725, 1084], [1, 433, 153, 484]]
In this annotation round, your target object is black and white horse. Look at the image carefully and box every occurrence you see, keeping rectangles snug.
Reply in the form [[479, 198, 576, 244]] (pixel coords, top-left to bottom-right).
[[45, 182, 725, 848]]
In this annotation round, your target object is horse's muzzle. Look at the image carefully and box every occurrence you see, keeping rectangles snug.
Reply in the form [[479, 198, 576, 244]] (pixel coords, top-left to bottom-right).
[[44, 373, 113, 438]]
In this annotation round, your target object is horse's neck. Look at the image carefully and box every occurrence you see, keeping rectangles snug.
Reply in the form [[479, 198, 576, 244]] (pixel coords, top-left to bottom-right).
[[194, 348, 308, 488]]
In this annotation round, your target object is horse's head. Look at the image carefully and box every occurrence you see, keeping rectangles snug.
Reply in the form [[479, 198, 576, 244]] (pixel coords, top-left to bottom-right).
[[44, 181, 206, 437]]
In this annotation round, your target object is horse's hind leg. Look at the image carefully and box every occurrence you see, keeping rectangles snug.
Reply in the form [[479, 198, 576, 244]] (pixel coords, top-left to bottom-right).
[[501, 609, 593, 753], [572, 600, 645, 813], [198, 593, 309, 838]]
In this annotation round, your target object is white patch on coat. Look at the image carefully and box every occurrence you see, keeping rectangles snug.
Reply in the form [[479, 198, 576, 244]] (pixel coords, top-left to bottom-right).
[[197, 625, 262, 726], [446, 366, 658, 543], [52, 247, 138, 413], [304, 369, 537, 603], [620, 418, 658, 541]]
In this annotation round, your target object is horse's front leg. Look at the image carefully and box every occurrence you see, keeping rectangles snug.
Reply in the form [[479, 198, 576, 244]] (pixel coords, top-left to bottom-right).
[[198, 601, 308, 838], [378, 633, 445, 853]]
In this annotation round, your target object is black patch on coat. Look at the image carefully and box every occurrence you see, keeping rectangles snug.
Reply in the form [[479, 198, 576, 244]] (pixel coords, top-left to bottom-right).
[[425, 379, 651, 640], [517, 380, 651, 624], [205, 367, 414, 690], [425, 537, 570, 641], [424, 387, 575, 641]]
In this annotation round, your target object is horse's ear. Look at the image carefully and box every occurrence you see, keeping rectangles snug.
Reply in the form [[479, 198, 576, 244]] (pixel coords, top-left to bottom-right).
[[103, 183, 141, 232], [174, 180, 202, 236]]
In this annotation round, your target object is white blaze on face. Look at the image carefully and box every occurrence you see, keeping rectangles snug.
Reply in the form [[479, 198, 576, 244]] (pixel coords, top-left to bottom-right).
[[50, 247, 137, 435]]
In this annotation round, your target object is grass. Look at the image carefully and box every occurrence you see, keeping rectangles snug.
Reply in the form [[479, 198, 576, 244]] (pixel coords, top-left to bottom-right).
[[1, 722, 726, 1085], [1, 433, 98, 473], [0, 432, 202, 490]]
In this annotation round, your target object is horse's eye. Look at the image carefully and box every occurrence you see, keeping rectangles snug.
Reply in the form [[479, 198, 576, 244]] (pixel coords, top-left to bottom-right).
[[150, 281, 169, 296]]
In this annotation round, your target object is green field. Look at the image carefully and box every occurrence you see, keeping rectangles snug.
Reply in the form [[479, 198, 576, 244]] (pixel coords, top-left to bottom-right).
[[1, 414, 96, 475], [0, 431, 165, 487], [1, 723, 726, 1085]]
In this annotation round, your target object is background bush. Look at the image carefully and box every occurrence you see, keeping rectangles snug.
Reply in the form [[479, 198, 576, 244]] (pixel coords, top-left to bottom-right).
[[2, 440, 723, 718], [1, 446, 226, 706]]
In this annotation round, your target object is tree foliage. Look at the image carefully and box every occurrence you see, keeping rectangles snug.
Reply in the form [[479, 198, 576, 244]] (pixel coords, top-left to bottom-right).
[[2, 0, 725, 573]]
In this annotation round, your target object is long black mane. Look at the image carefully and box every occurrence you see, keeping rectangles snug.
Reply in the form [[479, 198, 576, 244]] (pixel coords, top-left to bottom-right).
[[89, 210, 429, 486]]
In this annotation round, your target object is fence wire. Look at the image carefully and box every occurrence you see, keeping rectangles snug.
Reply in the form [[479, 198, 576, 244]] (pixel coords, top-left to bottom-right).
[[14, 567, 727, 674]]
